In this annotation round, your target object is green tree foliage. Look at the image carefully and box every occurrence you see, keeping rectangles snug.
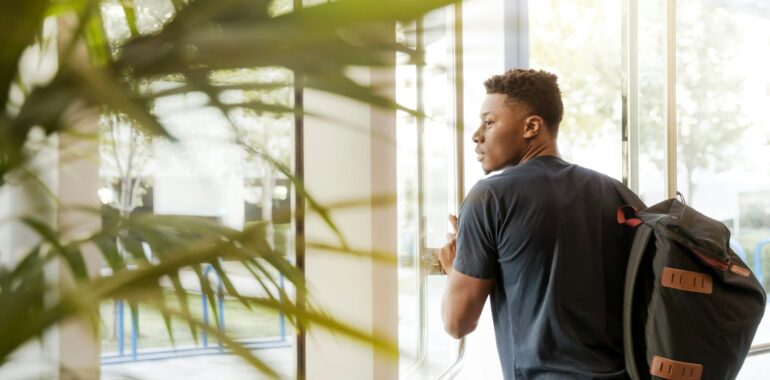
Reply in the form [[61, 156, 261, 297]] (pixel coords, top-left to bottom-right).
[[638, 0, 750, 201], [530, 0, 751, 201], [530, 0, 621, 150], [672, 1, 749, 200]]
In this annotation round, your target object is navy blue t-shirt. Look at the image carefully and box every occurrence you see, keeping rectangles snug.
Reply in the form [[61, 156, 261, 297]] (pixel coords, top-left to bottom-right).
[[454, 156, 634, 379]]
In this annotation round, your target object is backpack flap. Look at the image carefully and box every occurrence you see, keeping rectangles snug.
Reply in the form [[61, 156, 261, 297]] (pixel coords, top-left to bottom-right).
[[648, 200, 765, 293]]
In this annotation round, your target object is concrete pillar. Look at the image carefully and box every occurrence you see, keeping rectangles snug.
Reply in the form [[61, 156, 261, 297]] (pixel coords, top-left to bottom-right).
[[303, 66, 398, 379], [0, 13, 102, 379], [0, 14, 102, 379], [55, 101, 102, 379], [51, 13, 102, 379]]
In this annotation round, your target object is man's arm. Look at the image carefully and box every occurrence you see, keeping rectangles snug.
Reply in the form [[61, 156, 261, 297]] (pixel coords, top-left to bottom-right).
[[441, 268, 494, 339], [437, 215, 495, 339]]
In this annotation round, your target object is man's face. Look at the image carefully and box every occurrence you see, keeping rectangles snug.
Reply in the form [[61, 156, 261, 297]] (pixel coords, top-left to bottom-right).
[[472, 94, 530, 173]]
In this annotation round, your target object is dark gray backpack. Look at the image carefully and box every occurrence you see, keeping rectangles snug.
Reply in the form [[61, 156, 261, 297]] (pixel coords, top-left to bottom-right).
[[618, 196, 766, 380]]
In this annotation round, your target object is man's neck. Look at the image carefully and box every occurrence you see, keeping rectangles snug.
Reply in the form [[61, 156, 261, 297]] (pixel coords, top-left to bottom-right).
[[519, 140, 560, 164]]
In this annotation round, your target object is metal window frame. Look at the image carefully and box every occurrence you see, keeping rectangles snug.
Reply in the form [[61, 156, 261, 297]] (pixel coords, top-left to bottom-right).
[[621, 0, 640, 192], [292, 1, 306, 378], [436, 3, 467, 379], [664, 0, 677, 199], [399, 2, 468, 379], [505, 0, 530, 69]]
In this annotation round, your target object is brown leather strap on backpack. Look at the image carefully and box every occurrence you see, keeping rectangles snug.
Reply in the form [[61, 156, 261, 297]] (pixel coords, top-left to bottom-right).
[[650, 355, 703, 380], [661, 267, 713, 294]]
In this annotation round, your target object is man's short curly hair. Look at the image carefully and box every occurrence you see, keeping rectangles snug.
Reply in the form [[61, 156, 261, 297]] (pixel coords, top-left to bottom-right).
[[483, 69, 564, 132]]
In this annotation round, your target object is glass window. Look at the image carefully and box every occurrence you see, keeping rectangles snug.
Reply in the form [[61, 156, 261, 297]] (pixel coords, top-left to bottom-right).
[[529, 0, 623, 180], [637, 0, 667, 203], [422, 7, 460, 376], [397, 5, 460, 379], [97, 1, 298, 377], [675, 0, 770, 349]]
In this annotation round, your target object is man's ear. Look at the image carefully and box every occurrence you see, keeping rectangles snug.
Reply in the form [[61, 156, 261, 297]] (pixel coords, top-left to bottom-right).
[[523, 116, 545, 139]]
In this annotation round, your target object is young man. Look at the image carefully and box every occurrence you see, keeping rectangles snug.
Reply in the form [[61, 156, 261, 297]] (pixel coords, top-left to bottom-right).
[[437, 69, 637, 379]]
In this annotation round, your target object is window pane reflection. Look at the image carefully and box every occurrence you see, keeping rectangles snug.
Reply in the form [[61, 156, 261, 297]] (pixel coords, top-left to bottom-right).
[[676, 0, 770, 347]]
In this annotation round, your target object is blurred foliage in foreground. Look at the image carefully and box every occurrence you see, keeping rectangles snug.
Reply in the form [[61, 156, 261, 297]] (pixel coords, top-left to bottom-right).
[[0, 0, 454, 377]]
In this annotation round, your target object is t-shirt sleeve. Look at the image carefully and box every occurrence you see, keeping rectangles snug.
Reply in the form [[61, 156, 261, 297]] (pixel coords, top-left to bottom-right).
[[453, 182, 498, 279]]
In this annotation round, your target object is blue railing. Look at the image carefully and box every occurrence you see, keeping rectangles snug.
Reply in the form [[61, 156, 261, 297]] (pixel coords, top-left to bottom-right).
[[730, 238, 748, 262], [730, 238, 770, 287], [200, 264, 226, 351], [103, 263, 290, 364], [753, 238, 770, 287]]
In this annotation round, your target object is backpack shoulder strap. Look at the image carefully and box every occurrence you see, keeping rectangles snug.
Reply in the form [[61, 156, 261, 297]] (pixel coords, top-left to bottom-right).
[[611, 179, 647, 210], [624, 223, 653, 380]]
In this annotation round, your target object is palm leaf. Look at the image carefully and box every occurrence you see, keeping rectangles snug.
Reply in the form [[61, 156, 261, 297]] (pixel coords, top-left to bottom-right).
[[1, 0, 457, 375], [0, 0, 51, 107], [167, 271, 199, 344], [20, 217, 90, 281], [141, 297, 281, 379]]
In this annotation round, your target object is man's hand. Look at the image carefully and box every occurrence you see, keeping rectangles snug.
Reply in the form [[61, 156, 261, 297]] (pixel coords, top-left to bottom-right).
[[437, 214, 458, 275]]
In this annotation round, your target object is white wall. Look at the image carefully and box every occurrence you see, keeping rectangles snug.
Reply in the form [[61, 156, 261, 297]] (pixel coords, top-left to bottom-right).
[[303, 66, 398, 379]]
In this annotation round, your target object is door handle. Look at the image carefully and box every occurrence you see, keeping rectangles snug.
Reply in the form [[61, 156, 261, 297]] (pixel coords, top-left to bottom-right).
[[436, 337, 465, 380]]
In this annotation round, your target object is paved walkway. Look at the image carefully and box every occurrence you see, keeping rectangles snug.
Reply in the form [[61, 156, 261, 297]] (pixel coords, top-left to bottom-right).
[[101, 347, 294, 380]]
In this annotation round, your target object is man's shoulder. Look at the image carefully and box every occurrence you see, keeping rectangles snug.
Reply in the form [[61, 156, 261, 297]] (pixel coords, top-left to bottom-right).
[[471, 157, 638, 200], [543, 158, 625, 189], [465, 180, 496, 204], [575, 164, 624, 186], [500, 158, 641, 206]]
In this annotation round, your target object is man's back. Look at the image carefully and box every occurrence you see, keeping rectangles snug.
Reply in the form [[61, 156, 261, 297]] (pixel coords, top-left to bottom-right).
[[454, 156, 633, 379]]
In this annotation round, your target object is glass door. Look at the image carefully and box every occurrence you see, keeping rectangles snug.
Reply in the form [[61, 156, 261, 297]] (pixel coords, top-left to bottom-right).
[[397, 5, 462, 379]]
